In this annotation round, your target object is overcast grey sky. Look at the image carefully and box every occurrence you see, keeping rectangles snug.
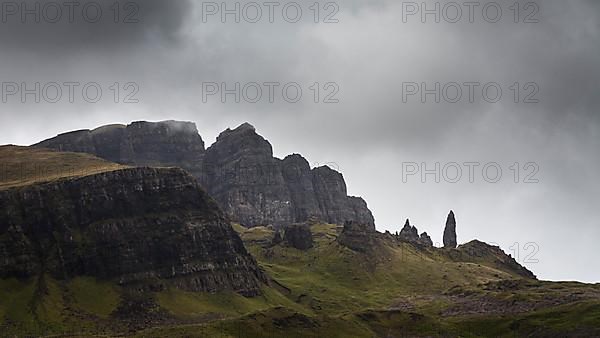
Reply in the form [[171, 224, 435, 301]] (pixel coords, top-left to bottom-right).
[[0, 0, 598, 282]]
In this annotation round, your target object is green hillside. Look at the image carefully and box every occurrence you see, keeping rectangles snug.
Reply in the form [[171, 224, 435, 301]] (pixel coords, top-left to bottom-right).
[[2, 222, 598, 337], [135, 223, 600, 337], [0, 145, 126, 190]]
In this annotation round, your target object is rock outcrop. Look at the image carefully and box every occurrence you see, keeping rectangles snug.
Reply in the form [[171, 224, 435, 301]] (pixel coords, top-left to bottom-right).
[[337, 221, 377, 252], [271, 229, 283, 246], [283, 224, 313, 250], [35, 121, 375, 229], [443, 210, 457, 249], [0, 167, 267, 296], [452, 240, 536, 279], [419, 232, 433, 247], [398, 219, 419, 242], [396, 219, 433, 247]]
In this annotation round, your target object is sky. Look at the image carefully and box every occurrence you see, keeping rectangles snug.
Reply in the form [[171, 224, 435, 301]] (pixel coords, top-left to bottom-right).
[[0, 0, 598, 282]]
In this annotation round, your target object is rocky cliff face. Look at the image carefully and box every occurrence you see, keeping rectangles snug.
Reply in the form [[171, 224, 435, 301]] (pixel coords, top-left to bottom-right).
[[201, 123, 294, 226], [311, 166, 375, 229], [35, 121, 375, 228], [0, 167, 266, 296], [34, 121, 206, 177], [281, 154, 322, 222], [202, 124, 375, 227]]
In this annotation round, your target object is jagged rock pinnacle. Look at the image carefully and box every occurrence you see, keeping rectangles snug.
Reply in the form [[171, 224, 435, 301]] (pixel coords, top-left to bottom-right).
[[237, 122, 256, 131], [443, 210, 457, 248], [419, 232, 433, 247], [399, 219, 419, 242]]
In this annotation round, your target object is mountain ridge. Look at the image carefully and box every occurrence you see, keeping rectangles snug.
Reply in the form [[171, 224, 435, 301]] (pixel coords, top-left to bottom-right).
[[34, 120, 375, 228]]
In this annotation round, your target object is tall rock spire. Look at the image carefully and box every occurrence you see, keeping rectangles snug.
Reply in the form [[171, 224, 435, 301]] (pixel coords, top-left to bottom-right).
[[443, 210, 457, 248]]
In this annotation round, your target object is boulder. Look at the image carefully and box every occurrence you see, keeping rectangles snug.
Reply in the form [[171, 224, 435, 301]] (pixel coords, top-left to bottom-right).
[[271, 229, 283, 246], [283, 224, 313, 250], [337, 221, 376, 252]]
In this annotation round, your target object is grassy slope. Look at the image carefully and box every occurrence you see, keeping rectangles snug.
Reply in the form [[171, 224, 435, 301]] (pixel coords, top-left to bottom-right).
[[224, 224, 599, 337], [0, 145, 126, 190], [241, 224, 515, 313], [0, 146, 127, 335], [1, 223, 599, 337], [0, 276, 122, 336], [140, 223, 600, 337]]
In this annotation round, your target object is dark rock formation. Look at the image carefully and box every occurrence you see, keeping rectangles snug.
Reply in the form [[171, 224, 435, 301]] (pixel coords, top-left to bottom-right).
[[35, 121, 375, 229], [34, 121, 205, 177], [396, 219, 432, 247], [283, 224, 314, 250], [337, 221, 376, 252], [419, 232, 433, 247], [312, 166, 375, 229], [119, 121, 205, 172], [201, 123, 294, 226], [398, 219, 420, 242], [281, 154, 322, 222], [0, 167, 266, 296], [443, 210, 457, 249], [451, 240, 536, 279], [347, 196, 375, 228], [271, 229, 283, 246], [202, 125, 375, 227]]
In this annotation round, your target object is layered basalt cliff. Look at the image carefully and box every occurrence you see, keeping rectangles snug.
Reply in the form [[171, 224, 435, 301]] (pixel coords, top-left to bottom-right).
[[35, 121, 206, 177], [202, 124, 376, 227], [35, 121, 375, 228], [201, 123, 295, 226], [0, 167, 266, 296]]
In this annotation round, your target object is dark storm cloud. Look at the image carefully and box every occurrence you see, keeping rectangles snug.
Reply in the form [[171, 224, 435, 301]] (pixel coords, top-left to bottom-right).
[[0, 0, 191, 49]]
